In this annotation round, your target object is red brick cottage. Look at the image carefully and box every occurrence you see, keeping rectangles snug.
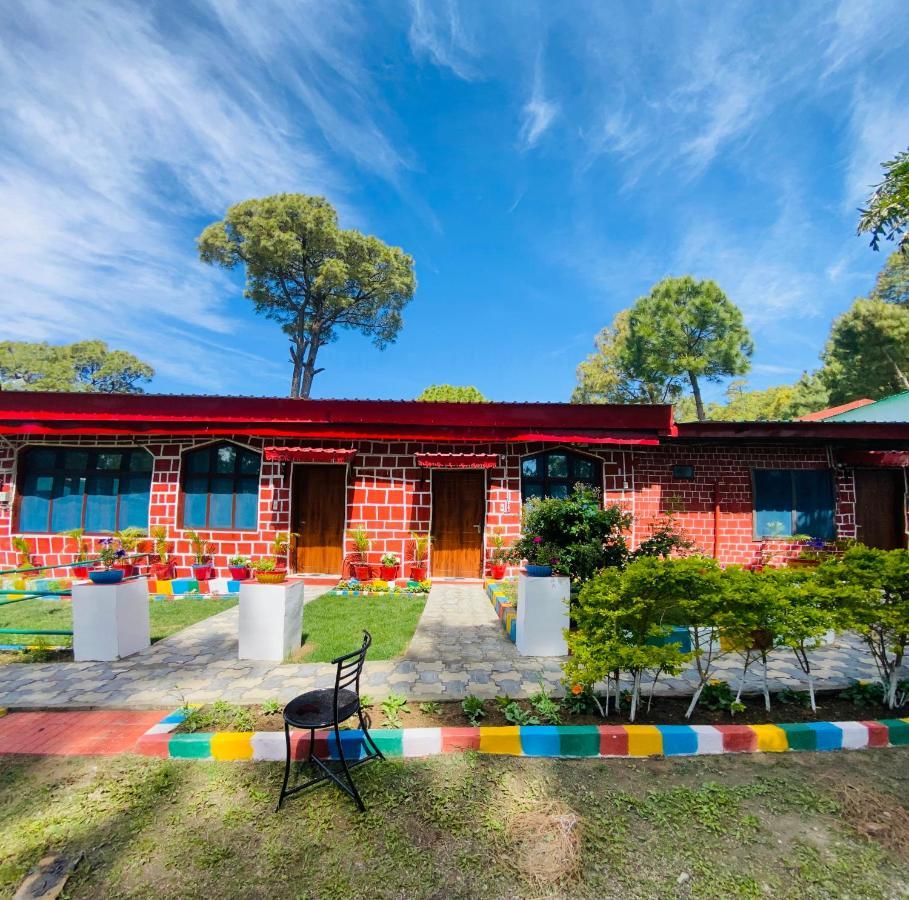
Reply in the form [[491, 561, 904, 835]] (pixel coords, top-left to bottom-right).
[[0, 392, 906, 578]]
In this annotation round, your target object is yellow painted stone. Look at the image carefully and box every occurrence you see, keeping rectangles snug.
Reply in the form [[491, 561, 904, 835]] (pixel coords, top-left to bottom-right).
[[751, 724, 788, 752], [478, 727, 522, 755], [210, 732, 254, 761], [156, 580, 174, 595], [625, 725, 663, 756]]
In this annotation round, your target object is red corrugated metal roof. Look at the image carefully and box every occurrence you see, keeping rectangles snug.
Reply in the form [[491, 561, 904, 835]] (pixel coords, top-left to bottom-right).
[[797, 399, 875, 421]]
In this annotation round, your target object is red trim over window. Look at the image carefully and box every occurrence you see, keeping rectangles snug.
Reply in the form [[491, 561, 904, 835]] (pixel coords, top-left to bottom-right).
[[263, 446, 356, 464], [415, 452, 499, 469], [837, 450, 909, 468]]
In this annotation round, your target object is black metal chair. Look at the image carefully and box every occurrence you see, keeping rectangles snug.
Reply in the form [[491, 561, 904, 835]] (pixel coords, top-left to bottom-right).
[[276, 630, 384, 812]]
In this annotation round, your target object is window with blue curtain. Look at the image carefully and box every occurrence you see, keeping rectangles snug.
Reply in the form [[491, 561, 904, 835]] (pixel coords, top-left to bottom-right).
[[181, 443, 260, 530], [17, 447, 152, 533], [752, 469, 835, 540]]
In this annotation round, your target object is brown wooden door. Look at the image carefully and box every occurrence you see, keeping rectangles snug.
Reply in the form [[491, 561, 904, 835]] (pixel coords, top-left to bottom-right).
[[854, 469, 905, 550], [291, 465, 347, 573], [431, 470, 485, 578]]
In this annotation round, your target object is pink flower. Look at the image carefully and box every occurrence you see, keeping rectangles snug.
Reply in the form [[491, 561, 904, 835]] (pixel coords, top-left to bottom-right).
[[533, 536, 542, 544]]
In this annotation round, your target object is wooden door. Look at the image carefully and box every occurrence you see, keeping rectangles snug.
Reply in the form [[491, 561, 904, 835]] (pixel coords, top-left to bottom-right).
[[431, 470, 485, 578], [854, 469, 905, 550], [291, 465, 347, 573]]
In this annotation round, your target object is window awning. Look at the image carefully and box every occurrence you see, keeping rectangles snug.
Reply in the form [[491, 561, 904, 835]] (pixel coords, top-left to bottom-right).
[[264, 446, 357, 464], [415, 452, 499, 469]]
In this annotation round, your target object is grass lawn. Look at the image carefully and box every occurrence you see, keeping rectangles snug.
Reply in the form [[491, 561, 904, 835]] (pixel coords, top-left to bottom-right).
[[294, 592, 427, 662], [0, 595, 237, 664], [0, 749, 907, 898]]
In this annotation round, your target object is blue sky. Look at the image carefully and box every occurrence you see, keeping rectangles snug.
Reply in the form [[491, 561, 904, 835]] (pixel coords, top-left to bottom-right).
[[1, 1, 907, 403]]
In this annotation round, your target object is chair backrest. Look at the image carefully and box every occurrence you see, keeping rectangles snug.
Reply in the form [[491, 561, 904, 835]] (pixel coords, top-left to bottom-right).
[[332, 631, 371, 709]]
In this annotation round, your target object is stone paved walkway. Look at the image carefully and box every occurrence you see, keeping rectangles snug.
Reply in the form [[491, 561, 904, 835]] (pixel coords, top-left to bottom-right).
[[0, 583, 901, 709]]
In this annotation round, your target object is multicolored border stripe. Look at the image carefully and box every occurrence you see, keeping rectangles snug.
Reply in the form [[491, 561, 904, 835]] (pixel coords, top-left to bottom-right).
[[486, 580, 517, 643], [136, 711, 909, 761]]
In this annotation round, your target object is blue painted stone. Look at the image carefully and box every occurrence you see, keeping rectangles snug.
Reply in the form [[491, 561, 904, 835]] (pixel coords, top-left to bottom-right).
[[806, 721, 842, 751], [520, 725, 561, 756], [657, 725, 698, 755]]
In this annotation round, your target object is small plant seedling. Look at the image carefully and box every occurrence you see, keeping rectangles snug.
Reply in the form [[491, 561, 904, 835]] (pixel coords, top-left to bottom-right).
[[380, 693, 410, 728], [419, 701, 440, 716], [700, 680, 736, 712], [529, 679, 562, 724], [838, 680, 886, 706], [503, 701, 540, 727], [461, 695, 486, 726], [262, 699, 282, 716], [494, 694, 513, 711], [359, 693, 374, 709], [777, 687, 812, 708]]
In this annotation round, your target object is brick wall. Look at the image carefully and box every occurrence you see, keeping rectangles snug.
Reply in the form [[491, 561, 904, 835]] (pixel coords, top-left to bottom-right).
[[0, 434, 871, 576]]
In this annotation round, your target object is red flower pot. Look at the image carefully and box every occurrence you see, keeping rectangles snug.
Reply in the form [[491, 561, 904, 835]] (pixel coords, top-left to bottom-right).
[[229, 565, 251, 581], [380, 565, 399, 581], [151, 561, 176, 581], [72, 565, 91, 579], [192, 563, 214, 581], [113, 561, 136, 578], [409, 564, 427, 582], [490, 563, 507, 580], [353, 563, 372, 581]]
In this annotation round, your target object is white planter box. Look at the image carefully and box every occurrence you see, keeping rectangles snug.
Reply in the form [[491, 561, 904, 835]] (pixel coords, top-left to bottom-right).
[[238, 579, 305, 661], [72, 577, 151, 661], [516, 574, 570, 657]]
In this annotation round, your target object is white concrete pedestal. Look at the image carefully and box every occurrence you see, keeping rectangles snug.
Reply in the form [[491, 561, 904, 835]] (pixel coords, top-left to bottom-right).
[[72, 577, 151, 661], [516, 574, 570, 656], [238, 579, 305, 661]]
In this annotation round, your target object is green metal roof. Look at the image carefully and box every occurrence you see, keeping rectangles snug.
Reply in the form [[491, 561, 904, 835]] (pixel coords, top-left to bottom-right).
[[827, 391, 909, 422]]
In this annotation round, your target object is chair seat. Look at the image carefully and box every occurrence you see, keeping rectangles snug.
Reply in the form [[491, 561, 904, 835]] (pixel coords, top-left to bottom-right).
[[284, 688, 360, 729]]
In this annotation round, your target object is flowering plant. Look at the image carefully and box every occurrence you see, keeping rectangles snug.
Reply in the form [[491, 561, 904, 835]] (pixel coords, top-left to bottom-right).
[[98, 537, 126, 570], [380, 552, 399, 567], [511, 534, 563, 570]]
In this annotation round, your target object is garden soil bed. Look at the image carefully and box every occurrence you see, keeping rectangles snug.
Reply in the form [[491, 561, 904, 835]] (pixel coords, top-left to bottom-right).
[[176, 689, 899, 734]]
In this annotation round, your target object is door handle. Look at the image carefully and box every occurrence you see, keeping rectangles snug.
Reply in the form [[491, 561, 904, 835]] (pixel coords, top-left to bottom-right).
[[473, 524, 482, 533]]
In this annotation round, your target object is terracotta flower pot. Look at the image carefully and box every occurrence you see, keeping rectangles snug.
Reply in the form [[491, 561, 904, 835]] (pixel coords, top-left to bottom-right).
[[353, 563, 372, 581], [380, 565, 399, 581], [151, 561, 176, 581], [112, 560, 136, 578], [192, 563, 214, 581], [229, 565, 251, 581], [256, 571, 287, 584], [72, 564, 91, 580], [409, 564, 427, 582], [490, 563, 507, 580]]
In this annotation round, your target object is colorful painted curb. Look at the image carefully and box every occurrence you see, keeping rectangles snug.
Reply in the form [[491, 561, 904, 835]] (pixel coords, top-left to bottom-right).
[[486, 580, 517, 643], [136, 710, 909, 762]]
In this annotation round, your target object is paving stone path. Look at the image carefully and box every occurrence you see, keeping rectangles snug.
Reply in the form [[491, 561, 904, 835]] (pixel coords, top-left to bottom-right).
[[0, 583, 899, 710]]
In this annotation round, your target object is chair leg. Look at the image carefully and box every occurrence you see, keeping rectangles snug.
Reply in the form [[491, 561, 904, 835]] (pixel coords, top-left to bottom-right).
[[359, 710, 385, 761], [276, 721, 292, 811], [334, 721, 366, 813]]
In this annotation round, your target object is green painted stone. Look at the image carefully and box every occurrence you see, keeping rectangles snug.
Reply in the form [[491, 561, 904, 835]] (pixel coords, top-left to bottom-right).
[[880, 719, 909, 746], [779, 723, 817, 751], [370, 729, 403, 757], [168, 733, 213, 759], [558, 726, 601, 757]]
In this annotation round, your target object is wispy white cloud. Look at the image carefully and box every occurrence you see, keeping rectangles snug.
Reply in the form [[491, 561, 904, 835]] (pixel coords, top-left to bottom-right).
[[0, 0, 406, 392], [407, 0, 478, 80], [519, 56, 559, 149]]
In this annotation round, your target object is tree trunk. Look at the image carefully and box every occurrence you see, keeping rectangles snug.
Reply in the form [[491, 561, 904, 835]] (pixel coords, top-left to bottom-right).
[[882, 347, 909, 391], [298, 334, 324, 400], [687, 370, 706, 421]]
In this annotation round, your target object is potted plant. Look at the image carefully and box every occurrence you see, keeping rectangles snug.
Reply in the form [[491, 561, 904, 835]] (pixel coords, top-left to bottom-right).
[[61, 528, 92, 579], [89, 537, 126, 584], [228, 555, 251, 580], [270, 531, 296, 572], [512, 535, 561, 577], [349, 525, 372, 581], [186, 530, 215, 580], [251, 557, 286, 584], [113, 527, 147, 578], [149, 526, 176, 580], [488, 529, 508, 580], [12, 536, 34, 569], [409, 532, 430, 581], [379, 552, 399, 581]]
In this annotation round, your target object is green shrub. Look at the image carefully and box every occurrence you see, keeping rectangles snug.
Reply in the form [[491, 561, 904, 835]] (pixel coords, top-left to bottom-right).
[[461, 695, 486, 726]]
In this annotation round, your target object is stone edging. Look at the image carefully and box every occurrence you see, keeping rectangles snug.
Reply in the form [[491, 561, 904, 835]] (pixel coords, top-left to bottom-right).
[[135, 709, 909, 761]]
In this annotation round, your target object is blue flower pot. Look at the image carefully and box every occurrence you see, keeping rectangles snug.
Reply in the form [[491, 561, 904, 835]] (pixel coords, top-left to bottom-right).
[[525, 565, 553, 577], [89, 568, 125, 585]]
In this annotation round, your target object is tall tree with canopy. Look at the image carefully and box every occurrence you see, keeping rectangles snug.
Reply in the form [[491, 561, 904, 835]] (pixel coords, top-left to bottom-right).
[[625, 277, 752, 421], [416, 384, 487, 402], [869, 250, 909, 306], [572, 308, 687, 405], [858, 147, 909, 254], [198, 194, 416, 398], [0, 340, 153, 392]]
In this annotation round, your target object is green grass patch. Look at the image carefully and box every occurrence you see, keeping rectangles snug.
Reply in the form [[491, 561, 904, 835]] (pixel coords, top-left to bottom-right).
[[0, 747, 908, 898], [295, 592, 426, 662], [0, 595, 237, 663]]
